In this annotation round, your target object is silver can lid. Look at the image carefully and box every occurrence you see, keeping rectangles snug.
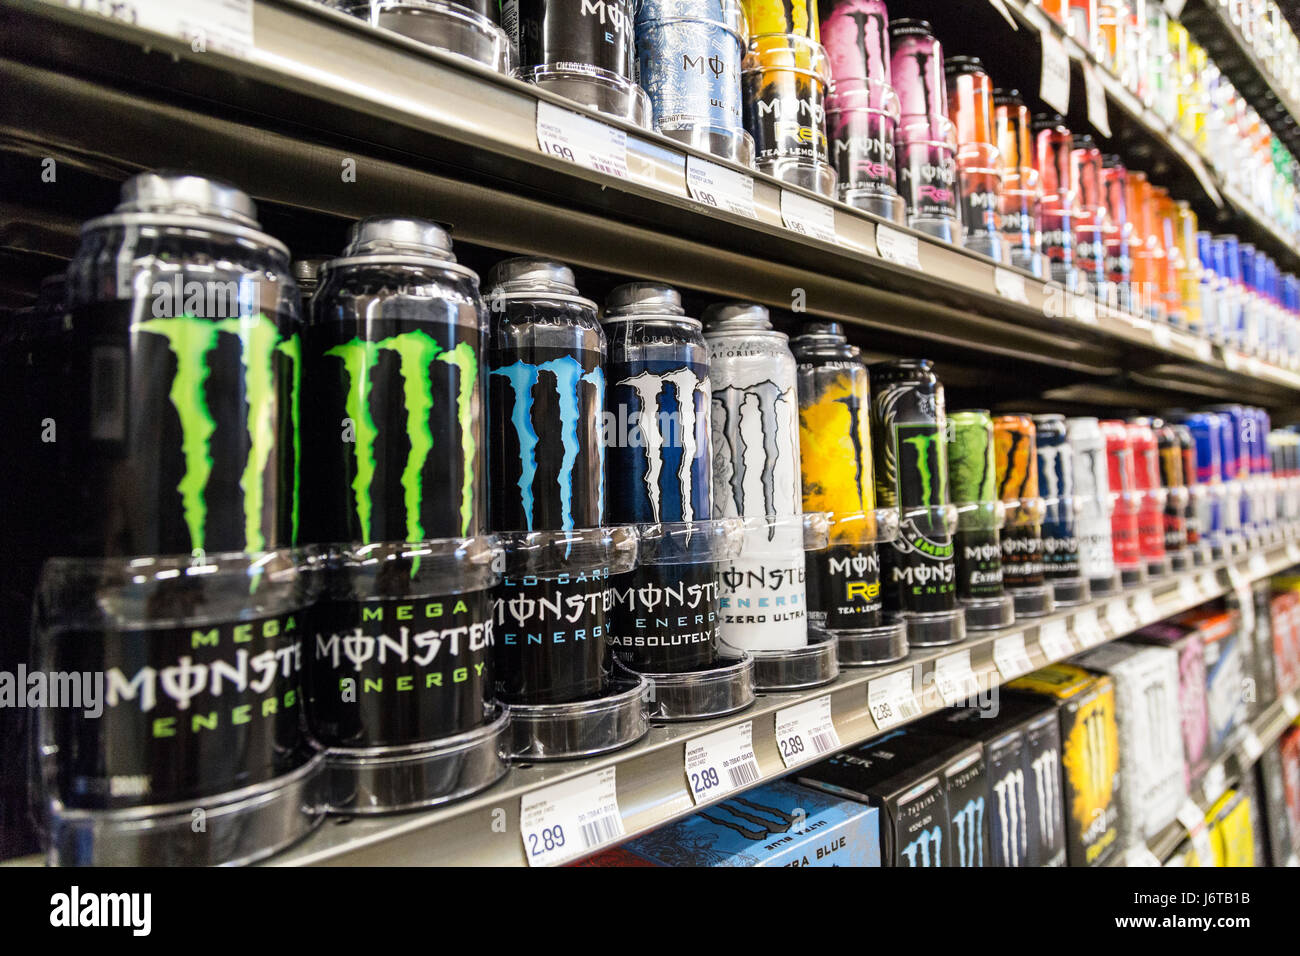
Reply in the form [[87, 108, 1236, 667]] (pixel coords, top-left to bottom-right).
[[792, 320, 846, 342], [604, 282, 684, 317], [342, 216, 456, 260], [487, 257, 579, 295], [702, 301, 772, 331], [116, 171, 259, 227], [293, 258, 330, 286]]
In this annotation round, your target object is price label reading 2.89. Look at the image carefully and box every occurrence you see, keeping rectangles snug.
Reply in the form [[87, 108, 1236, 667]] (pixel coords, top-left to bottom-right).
[[519, 767, 625, 867]]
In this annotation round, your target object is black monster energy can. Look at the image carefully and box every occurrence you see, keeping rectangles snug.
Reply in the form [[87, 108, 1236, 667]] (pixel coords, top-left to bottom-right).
[[603, 283, 719, 673], [60, 171, 302, 559], [868, 359, 965, 646], [486, 258, 611, 704]]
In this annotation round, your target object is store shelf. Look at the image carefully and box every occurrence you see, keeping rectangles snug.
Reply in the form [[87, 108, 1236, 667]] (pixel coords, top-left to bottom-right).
[[258, 533, 1300, 866], [3, 0, 1299, 410]]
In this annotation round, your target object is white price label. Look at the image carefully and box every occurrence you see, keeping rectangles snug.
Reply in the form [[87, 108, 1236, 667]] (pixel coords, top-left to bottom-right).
[[684, 722, 762, 804], [875, 224, 922, 270], [1071, 293, 1097, 325], [1106, 598, 1138, 636], [1247, 357, 1262, 377], [1286, 542, 1300, 563], [1072, 608, 1105, 648], [1132, 589, 1158, 622], [774, 696, 841, 769], [994, 267, 1030, 304], [1223, 349, 1243, 371], [1126, 844, 1163, 867], [1178, 575, 1201, 605], [1177, 799, 1206, 833], [1283, 693, 1300, 719], [520, 768, 624, 867], [1195, 339, 1213, 361], [75, 0, 255, 57], [1241, 728, 1263, 764], [536, 101, 629, 180], [994, 633, 1035, 680], [1039, 31, 1072, 115], [1152, 324, 1173, 349], [1164, 0, 1187, 19], [1039, 619, 1078, 659], [868, 669, 921, 731], [686, 156, 757, 219], [1202, 762, 1227, 802], [1249, 553, 1268, 577], [780, 189, 837, 244], [1083, 63, 1112, 139], [1198, 570, 1219, 597], [933, 650, 980, 706]]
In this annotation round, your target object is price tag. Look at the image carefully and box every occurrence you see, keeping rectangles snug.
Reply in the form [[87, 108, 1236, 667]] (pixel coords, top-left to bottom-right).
[[77, 0, 255, 58], [994, 633, 1035, 680], [1240, 728, 1263, 764], [684, 722, 762, 804], [1072, 608, 1106, 648], [1202, 762, 1227, 802], [1164, 0, 1187, 19], [520, 768, 624, 867], [1071, 293, 1097, 325], [1039, 30, 1072, 115], [1286, 542, 1300, 563], [1247, 357, 1262, 377], [933, 650, 980, 706], [1177, 799, 1206, 833], [1194, 339, 1213, 361], [1083, 63, 1112, 139], [1039, 619, 1077, 659], [994, 267, 1030, 304], [868, 669, 921, 731], [1132, 589, 1158, 623], [875, 224, 923, 270], [686, 155, 757, 219], [536, 101, 629, 180], [1223, 349, 1242, 371], [1283, 693, 1300, 720], [1152, 324, 1173, 349], [1178, 575, 1201, 605], [1126, 843, 1163, 867], [1249, 553, 1268, 577], [1106, 598, 1137, 636], [774, 696, 841, 769], [780, 189, 837, 244], [1198, 570, 1219, 597]]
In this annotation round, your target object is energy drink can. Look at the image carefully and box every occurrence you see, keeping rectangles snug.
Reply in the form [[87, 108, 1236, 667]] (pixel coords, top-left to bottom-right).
[[1034, 414, 1089, 605], [947, 410, 1015, 630], [1181, 411, 1226, 556], [1135, 418, 1190, 570], [994, 89, 1044, 277], [1066, 417, 1118, 594], [61, 171, 302, 559], [1099, 419, 1144, 587], [510, 0, 651, 125], [634, 0, 753, 165], [293, 258, 328, 318], [1073, 135, 1107, 299], [946, 57, 1002, 260], [742, 33, 837, 196], [995, 414, 1054, 617], [486, 258, 611, 704], [339, 0, 514, 74], [1129, 172, 1163, 323], [869, 359, 965, 646], [1034, 113, 1078, 289], [793, 323, 905, 661], [705, 303, 808, 652], [1125, 421, 1169, 577], [603, 283, 718, 673], [891, 19, 961, 244], [822, 0, 904, 220], [1102, 155, 1133, 314], [1172, 423, 1204, 559], [1210, 405, 1251, 543]]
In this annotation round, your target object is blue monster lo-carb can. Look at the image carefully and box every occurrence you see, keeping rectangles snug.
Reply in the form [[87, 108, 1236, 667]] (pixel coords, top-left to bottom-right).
[[1033, 413, 1088, 605], [635, 0, 754, 165], [603, 282, 719, 673], [486, 258, 610, 704]]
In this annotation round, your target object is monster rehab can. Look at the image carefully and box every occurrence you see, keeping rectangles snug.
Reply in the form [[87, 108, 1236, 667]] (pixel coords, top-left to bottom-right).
[[994, 415, 1053, 617], [487, 258, 611, 704], [1034, 414, 1088, 604], [61, 171, 302, 559], [995, 89, 1044, 276], [705, 303, 808, 652], [947, 410, 1015, 629], [603, 283, 718, 673], [869, 359, 964, 645], [742, 33, 837, 196], [946, 57, 1003, 259], [1033, 113, 1078, 288], [792, 323, 883, 632], [1066, 417, 1118, 592]]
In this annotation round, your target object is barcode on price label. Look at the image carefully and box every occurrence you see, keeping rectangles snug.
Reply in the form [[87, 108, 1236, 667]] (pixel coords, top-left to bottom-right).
[[536, 101, 629, 180], [1038, 619, 1076, 660], [868, 668, 921, 731], [933, 650, 979, 706], [774, 695, 841, 768], [686, 155, 757, 218], [993, 633, 1035, 680], [684, 721, 762, 804], [519, 768, 625, 867], [875, 224, 922, 270], [780, 189, 837, 243]]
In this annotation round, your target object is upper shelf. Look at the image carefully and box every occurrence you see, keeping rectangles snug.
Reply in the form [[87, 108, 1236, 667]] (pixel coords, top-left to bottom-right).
[[2, 0, 1300, 410]]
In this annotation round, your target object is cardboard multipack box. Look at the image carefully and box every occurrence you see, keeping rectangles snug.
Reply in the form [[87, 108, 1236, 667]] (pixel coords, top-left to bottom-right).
[[1268, 578, 1300, 693], [1206, 789, 1256, 868], [1006, 664, 1124, 867], [1128, 620, 1212, 789], [1255, 745, 1297, 866], [1173, 607, 1248, 754]]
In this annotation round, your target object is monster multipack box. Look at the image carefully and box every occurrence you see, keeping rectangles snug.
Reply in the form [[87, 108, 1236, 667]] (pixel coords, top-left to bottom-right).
[[920, 696, 1066, 867], [1255, 745, 1297, 866], [798, 729, 989, 867], [573, 779, 882, 867], [1268, 577, 1300, 693], [1174, 606, 1247, 753], [1206, 788, 1257, 867], [1128, 620, 1213, 789], [1007, 664, 1123, 867], [1076, 642, 1187, 842]]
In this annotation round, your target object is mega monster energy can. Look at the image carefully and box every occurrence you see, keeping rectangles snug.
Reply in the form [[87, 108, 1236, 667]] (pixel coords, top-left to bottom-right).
[[486, 259, 611, 704], [1034, 414, 1090, 606], [793, 323, 906, 663], [869, 359, 965, 646], [994, 414, 1055, 617], [603, 283, 719, 673], [1066, 417, 1119, 595], [705, 303, 808, 652], [947, 410, 1015, 630]]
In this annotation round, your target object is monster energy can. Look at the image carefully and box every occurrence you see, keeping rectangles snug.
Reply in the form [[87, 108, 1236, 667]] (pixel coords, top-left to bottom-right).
[[603, 283, 719, 673], [486, 258, 611, 704], [1034, 414, 1089, 605], [994, 414, 1054, 617], [705, 303, 808, 652], [1066, 417, 1119, 595], [793, 323, 906, 662], [947, 410, 1015, 630], [61, 170, 302, 559], [869, 359, 965, 646]]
